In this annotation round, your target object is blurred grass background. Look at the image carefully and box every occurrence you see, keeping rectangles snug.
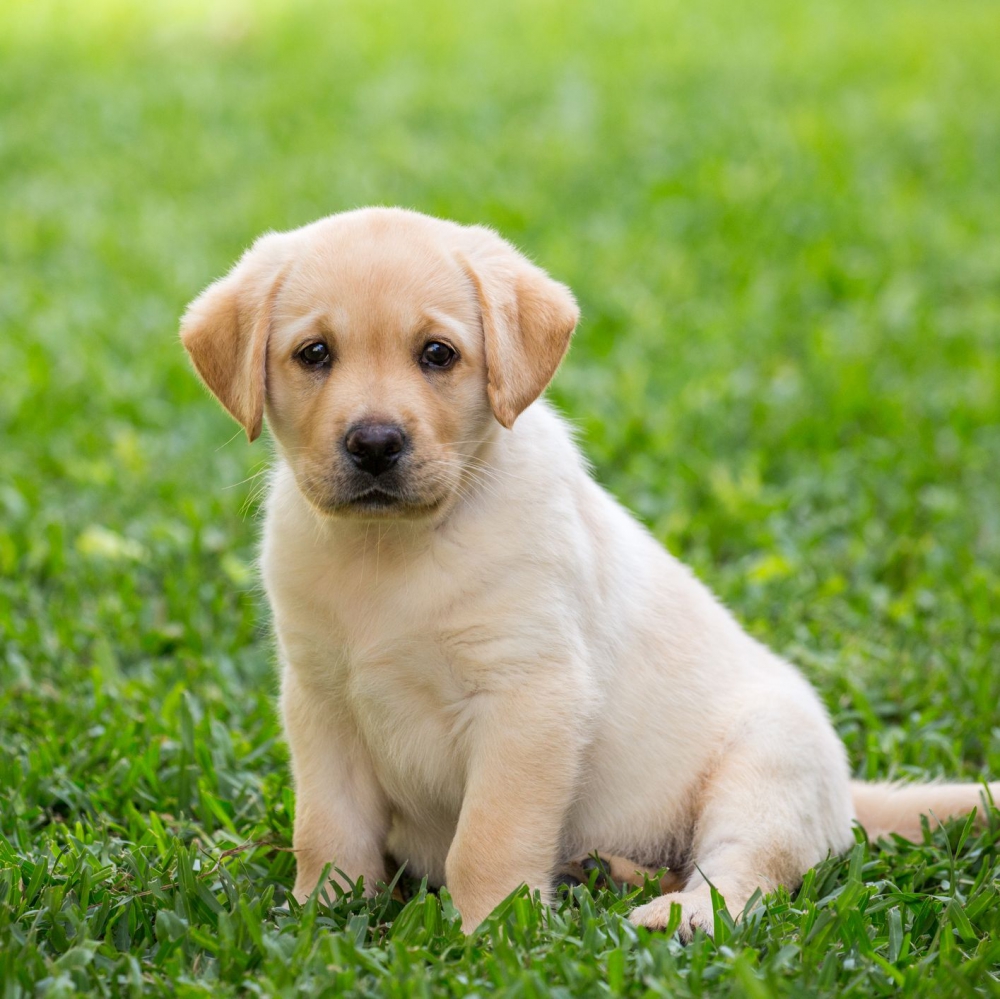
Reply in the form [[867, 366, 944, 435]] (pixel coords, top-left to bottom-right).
[[1, 0, 999, 993]]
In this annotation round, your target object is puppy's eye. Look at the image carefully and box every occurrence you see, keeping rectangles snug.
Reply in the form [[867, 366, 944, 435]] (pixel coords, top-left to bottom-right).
[[420, 341, 457, 369], [297, 342, 330, 367]]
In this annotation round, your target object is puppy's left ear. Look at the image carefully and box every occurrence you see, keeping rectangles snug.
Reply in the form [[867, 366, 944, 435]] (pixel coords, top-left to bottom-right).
[[460, 226, 579, 429], [179, 232, 290, 442]]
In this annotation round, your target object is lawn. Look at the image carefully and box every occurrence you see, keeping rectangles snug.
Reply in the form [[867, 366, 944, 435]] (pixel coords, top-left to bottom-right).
[[2, 0, 999, 994]]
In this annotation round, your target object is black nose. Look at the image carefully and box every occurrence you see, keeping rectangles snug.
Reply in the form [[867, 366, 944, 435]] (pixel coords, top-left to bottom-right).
[[344, 423, 406, 476]]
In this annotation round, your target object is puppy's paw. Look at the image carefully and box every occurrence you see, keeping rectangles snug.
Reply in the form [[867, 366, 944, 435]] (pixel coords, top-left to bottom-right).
[[292, 870, 377, 907], [291, 881, 314, 906], [559, 853, 676, 893], [629, 888, 716, 941], [555, 854, 613, 893]]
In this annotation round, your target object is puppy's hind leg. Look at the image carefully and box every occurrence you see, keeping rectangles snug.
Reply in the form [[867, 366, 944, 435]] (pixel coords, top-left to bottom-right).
[[629, 699, 855, 939]]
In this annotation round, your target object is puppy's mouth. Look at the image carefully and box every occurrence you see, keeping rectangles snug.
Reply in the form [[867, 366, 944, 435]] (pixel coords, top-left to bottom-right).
[[297, 461, 453, 521], [315, 483, 446, 519], [347, 487, 408, 511]]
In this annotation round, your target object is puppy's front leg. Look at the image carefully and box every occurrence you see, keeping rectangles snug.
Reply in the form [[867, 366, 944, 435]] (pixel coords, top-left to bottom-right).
[[281, 668, 390, 903], [445, 686, 583, 931]]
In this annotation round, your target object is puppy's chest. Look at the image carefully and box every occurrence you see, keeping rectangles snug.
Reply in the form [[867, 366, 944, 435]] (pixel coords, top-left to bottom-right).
[[291, 590, 481, 817], [346, 635, 474, 812], [271, 534, 505, 816]]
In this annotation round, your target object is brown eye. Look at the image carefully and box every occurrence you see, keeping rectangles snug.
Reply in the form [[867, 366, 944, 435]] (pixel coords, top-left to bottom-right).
[[420, 341, 457, 369], [298, 342, 330, 367]]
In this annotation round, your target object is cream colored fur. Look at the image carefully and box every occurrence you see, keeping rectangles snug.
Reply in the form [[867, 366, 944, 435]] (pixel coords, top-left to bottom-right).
[[181, 207, 997, 938]]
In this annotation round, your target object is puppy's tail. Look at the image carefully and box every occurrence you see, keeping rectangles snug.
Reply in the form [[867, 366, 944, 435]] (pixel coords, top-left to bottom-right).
[[851, 780, 999, 841]]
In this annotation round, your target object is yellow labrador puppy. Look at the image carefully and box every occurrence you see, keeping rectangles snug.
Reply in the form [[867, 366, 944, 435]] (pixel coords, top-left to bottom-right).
[[181, 207, 996, 937]]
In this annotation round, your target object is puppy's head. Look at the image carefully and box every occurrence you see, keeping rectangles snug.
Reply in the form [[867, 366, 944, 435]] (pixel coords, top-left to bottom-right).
[[180, 208, 578, 519]]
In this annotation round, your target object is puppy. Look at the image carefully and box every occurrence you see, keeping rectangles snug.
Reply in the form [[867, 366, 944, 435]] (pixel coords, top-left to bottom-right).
[[181, 207, 996, 937]]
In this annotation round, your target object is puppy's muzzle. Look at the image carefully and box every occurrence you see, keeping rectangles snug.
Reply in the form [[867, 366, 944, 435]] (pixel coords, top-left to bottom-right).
[[344, 422, 407, 477]]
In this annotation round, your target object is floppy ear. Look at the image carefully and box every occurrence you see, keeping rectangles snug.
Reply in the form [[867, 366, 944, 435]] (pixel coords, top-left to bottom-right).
[[460, 226, 579, 429], [179, 233, 290, 442]]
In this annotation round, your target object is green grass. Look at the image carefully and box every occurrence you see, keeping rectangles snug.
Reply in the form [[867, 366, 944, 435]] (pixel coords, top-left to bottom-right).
[[2, 0, 999, 994]]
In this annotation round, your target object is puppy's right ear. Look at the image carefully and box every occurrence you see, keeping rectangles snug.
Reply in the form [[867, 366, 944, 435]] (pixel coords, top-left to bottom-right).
[[179, 233, 290, 442]]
